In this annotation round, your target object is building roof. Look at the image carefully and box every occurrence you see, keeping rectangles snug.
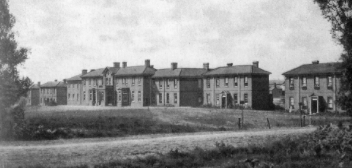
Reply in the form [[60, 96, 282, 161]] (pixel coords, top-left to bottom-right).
[[66, 74, 82, 81], [114, 66, 156, 77], [29, 84, 40, 89], [203, 65, 271, 76], [153, 68, 208, 78], [282, 62, 342, 76], [41, 81, 66, 88], [81, 67, 119, 78]]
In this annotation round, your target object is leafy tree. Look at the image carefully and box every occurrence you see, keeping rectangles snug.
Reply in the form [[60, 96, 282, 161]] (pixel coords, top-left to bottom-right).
[[314, 0, 352, 114], [0, 0, 30, 139]]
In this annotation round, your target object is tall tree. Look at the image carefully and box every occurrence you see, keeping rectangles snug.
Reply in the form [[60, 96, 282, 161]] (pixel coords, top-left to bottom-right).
[[314, 0, 352, 114], [0, 0, 30, 138]]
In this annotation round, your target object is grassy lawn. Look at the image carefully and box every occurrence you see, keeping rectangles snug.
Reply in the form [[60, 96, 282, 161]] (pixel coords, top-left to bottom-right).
[[17, 106, 351, 140]]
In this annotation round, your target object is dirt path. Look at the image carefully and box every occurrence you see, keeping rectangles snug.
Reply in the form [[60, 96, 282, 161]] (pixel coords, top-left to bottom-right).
[[0, 127, 316, 168]]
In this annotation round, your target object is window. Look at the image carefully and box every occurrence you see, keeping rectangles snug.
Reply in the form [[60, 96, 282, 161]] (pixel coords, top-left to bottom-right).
[[328, 97, 333, 109], [166, 79, 170, 89], [77, 94, 79, 101], [302, 97, 307, 109], [206, 93, 210, 104], [174, 79, 178, 88], [302, 77, 307, 88], [98, 79, 102, 86], [244, 76, 248, 87], [83, 91, 86, 100], [159, 93, 162, 103], [216, 94, 220, 105], [90, 91, 92, 100], [166, 93, 169, 103], [138, 77, 141, 85], [159, 79, 163, 88], [244, 93, 248, 104], [327, 76, 333, 89], [131, 91, 135, 102], [314, 76, 320, 89], [174, 93, 177, 104], [89, 79, 91, 85], [224, 78, 229, 87], [132, 77, 135, 86], [216, 78, 220, 88], [118, 91, 121, 101], [234, 77, 238, 87], [289, 97, 294, 109], [138, 91, 141, 102], [206, 78, 210, 88], [106, 78, 108, 85], [289, 77, 294, 89], [73, 94, 75, 99], [234, 93, 238, 104]]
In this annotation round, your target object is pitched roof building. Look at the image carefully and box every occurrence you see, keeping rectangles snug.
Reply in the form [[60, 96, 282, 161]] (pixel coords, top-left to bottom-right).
[[40, 80, 67, 105]]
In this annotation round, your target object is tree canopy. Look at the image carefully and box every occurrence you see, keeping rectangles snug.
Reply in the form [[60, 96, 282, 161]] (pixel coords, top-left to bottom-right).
[[314, 0, 352, 114]]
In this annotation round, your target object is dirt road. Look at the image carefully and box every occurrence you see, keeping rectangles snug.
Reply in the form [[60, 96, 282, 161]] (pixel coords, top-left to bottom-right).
[[0, 127, 316, 168]]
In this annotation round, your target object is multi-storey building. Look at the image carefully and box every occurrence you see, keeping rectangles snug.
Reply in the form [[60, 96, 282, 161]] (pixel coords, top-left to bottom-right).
[[114, 60, 156, 107], [40, 80, 67, 105], [26, 82, 40, 106], [152, 62, 208, 107], [81, 63, 120, 106], [66, 70, 87, 105], [202, 61, 271, 110], [282, 61, 342, 113]]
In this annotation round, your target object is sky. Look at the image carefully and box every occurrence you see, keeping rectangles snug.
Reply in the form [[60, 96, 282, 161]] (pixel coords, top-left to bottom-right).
[[9, 0, 343, 83]]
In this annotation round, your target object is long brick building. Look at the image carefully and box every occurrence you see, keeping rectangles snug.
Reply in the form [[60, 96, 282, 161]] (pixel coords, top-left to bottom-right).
[[39, 80, 67, 106]]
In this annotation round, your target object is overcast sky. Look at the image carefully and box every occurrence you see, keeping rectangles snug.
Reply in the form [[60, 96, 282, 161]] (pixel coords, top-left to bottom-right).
[[9, 0, 343, 83]]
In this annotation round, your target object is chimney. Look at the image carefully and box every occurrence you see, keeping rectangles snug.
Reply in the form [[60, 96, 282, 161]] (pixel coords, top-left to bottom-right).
[[171, 62, 178, 70], [150, 65, 154, 69], [113, 62, 120, 68], [145, 59, 150, 67], [63, 79, 67, 84], [90, 69, 95, 72], [82, 69, 88, 75], [123, 62, 127, 68], [253, 61, 259, 68], [55, 79, 57, 82], [38, 82, 41, 86], [203, 63, 209, 70], [312, 60, 319, 64], [274, 83, 277, 88], [227, 63, 233, 67]]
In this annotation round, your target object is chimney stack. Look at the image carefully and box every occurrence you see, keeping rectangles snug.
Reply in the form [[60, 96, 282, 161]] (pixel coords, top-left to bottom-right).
[[145, 59, 150, 67], [114, 62, 120, 68], [312, 60, 319, 64], [227, 63, 233, 67], [123, 62, 127, 68], [150, 65, 154, 69], [171, 62, 177, 70], [253, 61, 259, 68], [203, 63, 209, 70], [82, 69, 88, 75], [38, 82, 41, 86], [55, 79, 57, 82], [63, 79, 67, 84]]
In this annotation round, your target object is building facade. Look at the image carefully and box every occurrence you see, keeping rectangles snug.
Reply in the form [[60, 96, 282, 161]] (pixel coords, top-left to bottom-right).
[[202, 61, 271, 110], [66, 70, 86, 105], [152, 62, 208, 107], [114, 60, 156, 107], [40, 80, 67, 105], [26, 82, 40, 106], [283, 61, 342, 114]]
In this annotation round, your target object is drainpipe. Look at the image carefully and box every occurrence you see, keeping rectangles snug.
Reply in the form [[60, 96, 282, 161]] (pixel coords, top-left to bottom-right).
[[213, 76, 216, 107]]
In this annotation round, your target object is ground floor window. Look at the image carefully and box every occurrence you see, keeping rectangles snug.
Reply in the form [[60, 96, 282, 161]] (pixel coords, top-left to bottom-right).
[[118, 91, 121, 101], [328, 97, 333, 109], [302, 97, 307, 109], [77, 94, 79, 101], [83, 91, 86, 100], [233, 93, 238, 104], [244, 93, 248, 104], [174, 93, 177, 104], [90, 91, 92, 100], [131, 91, 135, 102], [138, 91, 141, 102], [166, 93, 169, 104], [159, 93, 162, 103], [206, 93, 210, 104], [216, 94, 220, 105], [289, 97, 294, 109]]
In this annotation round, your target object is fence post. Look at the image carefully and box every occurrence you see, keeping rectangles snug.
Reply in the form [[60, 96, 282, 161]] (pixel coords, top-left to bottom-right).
[[238, 118, 241, 129], [267, 118, 271, 129]]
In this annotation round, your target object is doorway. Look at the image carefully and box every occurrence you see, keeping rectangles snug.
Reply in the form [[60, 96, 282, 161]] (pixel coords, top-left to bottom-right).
[[311, 97, 318, 113]]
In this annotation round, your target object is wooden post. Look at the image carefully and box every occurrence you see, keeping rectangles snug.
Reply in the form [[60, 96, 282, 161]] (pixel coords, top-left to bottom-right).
[[267, 118, 271, 129]]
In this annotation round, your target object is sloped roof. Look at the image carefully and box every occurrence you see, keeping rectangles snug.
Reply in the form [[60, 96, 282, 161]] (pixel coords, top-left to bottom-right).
[[115, 66, 156, 77], [203, 65, 271, 76], [282, 62, 342, 76], [41, 81, 66, 88], [66, 74, 82, 81], [29, 84, 40, 89], [81, 67, 119, 78], [153, 68, 208, 78]]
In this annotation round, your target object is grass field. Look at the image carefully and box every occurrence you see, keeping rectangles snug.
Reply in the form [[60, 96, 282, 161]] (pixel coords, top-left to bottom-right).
[[19, 105, 351, 140]]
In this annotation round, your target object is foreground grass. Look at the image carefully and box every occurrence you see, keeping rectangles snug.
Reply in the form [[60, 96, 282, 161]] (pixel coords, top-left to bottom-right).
[[16, 106, 351, 140]]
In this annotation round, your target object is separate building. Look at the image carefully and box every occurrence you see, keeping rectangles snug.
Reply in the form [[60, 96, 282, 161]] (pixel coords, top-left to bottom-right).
[[114, 60, 156, 107], [283, 60, 342, 113], [203, 61, 271, 110], [26, 82, 40, 106], [152, 62, 208, 107], [40, 80, 67, 105], [269, 80, 285, 107], [81, 63, 120, 106], [66, 70, 87, 105]]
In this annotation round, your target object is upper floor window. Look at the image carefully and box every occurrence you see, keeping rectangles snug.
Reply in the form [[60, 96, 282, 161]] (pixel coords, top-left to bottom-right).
[[123, 78, 126, 84], [234, 77, 238, 87], [166, 79, 170, 89], [174, 79, 178, 89], [132, 77, 135, 86], [302, 77, 307, 89], [327, 76, 333, 89], [216, 78, 220, 88], [244, 76, 248, 87], [138, 77, 141, 85], [159, 79, 163, 88], [206, 78, 210, 88], [224, 78, 229, 87], [314, 76, 320, 89], [289, 77, 294, 89]]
